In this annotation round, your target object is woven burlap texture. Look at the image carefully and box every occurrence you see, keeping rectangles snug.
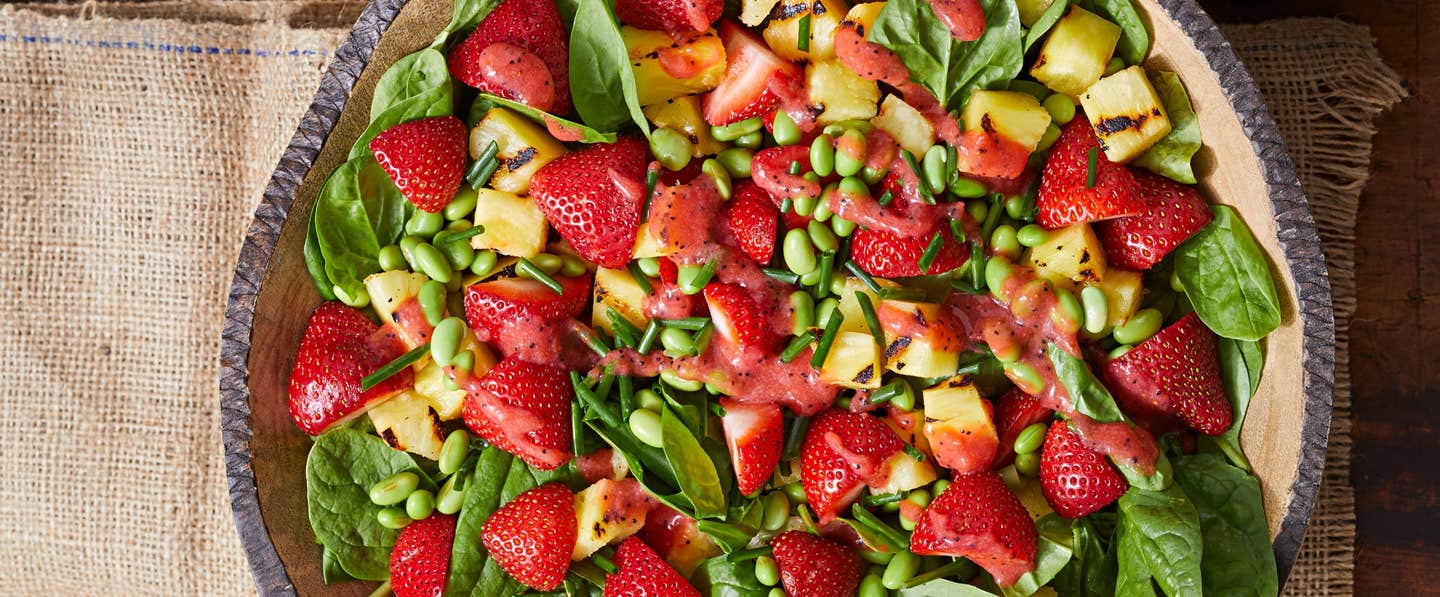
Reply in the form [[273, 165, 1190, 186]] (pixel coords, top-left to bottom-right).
[[0, 4, 1401, 595]]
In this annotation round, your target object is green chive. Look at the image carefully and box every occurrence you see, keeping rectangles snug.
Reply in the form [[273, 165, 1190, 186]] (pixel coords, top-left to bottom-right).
[[607, 308, 641, 348], [903, 443, 925, 462], [691, 321, 715, 355], [877, 287, 926, 301], [640, 168, 660, 223], [916, 231, 945, 274], [797, 13, 812, 51], [904, 560, 975, 588], [783, 415, 811, 461], [877, 189, 894, 206], [517, 258, 563, 294], [637, 320, 661, 353], [868, 379, 908, 405], [845, 261, 883, 294], [438, 225, 486, 245], [851, 504, 910, 550], [626, 261, 654, 295], [594, 368, 616, 400], [780, 197, 793, 213], [810, 310, 845, 368], [360, 343, 430, 391], [971, 243, 985, 289], [855, 292, 885, 350], [571, 371, 620, 428], [618, 375, 635, 417], [780, 331, 817, 363], [981, 194, 1004, 240], [729, 547, 773, 562], [949, 218, 966, 243], [788, 160, 802, 175], [900, 150, 934, 204], [580, 329, 611, 357], [663, 317, 711, 331], [814, 251, 835, 299], [1085, 146, 1098, 189], [764, 267, 802, 285], [465, 140, 499, 189], [861, 492, 905, 507], [572, 398, 586, 456], [591, 553, 618, 574]]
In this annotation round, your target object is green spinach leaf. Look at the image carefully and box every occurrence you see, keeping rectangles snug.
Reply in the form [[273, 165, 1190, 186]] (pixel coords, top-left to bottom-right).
[[662, 406, 727, 518], [1172, 454, 1279, 597], [1113, 517, 1159, 597], [868, 0, 1025, 111], [569, 0, 651, 136], [478, 93, 619, 144], [1173, 206, 1283, 341], [430, 0, 504, 48], [693, 554, 770, 597], [1213, 338, 1263, 471], [1078, 0, 1149, 65], [1002, 514, 1076, 597], [313, 156, 408, 301], [1052, 519, 1116, 597], [445, 447, 539, 596], [1023, 0, 1072, 52], [350, 49, 455, 159], [304, 202, 337, 299], [898, 578, 999, 596], [1047, 343, 1124, 423], [1133, 71, 1202, 184], [1116, 485, 1204, 597], [321, 547, 358, 584], [695, 520, 755, 553]]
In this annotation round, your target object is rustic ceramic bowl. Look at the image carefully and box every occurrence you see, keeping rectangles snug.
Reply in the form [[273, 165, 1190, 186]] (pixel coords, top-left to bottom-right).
[[220, 0, 1335, 593]]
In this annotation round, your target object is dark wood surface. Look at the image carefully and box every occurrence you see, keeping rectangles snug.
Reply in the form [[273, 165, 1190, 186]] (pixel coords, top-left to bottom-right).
[[1204, 0, 1438, 592]]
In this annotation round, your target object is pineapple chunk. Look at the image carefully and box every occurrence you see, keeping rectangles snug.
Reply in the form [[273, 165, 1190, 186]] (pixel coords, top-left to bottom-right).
[[592, 267, 651, 333], [1030, 6, 1121, 97], [470, 189, 548, 259], [808, 60, 880, 126], [763, 0, 849, 62], [412, 364, 466, 420], [368, 392, 445, 460], [1080, 66, 1173, 163], [842, 2, 884, 31], [961, 90, 1053, 152], [470, 107, 568, 195], [625, 27, 727, 107], [881, 301, 962, 380], [1023, 223, 1106, 289], [1088, 267, 1143, 328], [365, 271, 429, 323], [832, 276, 889, 335], [573, 479, 652, 560], [819, 331, 883, 389], [645, 96, 726, 157], [741, 0, 782, 26], [872, 451, 938, 494], [632, 221, 677, 259], [1016, 0, 1055, 26], [872, 95, 935, 157], [922, 376, 999, 474]]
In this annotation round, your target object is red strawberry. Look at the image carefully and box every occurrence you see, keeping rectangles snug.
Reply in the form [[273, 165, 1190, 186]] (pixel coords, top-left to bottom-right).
[[704, 282, 779, 356], [851, 223, 964, 278], [703, 20, 803, 126], [530, 138, 649, 268], [801, 409, 904, 522], [719, 399, 783, 496], [991, 389, 1053, 468], [462, 356, 574, 470], [1036, 118, 1144, 229], [750, 145, 819, 203], [369, 116, 468, 213], [1039, 422, 1127, 519], [616, 0, 722, 35], [481, 483, 577, 591], [447, 0, 570, 114], [604, 537, 701, 597], [463, 274, 592, 342], [770, 531, 863, 597], [1101, 312, 1233, 435], [390, 514, 456, 597], [1095, 170, 1215, 270], [910, 472, 1038, 587], [288, 302, 413, 435], [727, 182, 779, 264]]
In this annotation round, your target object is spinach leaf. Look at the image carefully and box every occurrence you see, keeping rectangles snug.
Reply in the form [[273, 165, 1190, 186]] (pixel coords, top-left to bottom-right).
[[868, 0, 1024, 111], [1133, 71, 1202, 184], [587, 413, 691, 514], [1047, 343, 1124, 423], [1172, 454, 1279, 597], [478, 93, 619, 144], [304, 202, 337, 299], [1052, 519, 1116, 597], [1117, 448, 1173, 492], [695, 520, 754, 553], [662, 406, 727, 518], [898, 579, 999, 596], [430, 0, 504, 49], [1023, 0, 1072, 52], [321, 547, 358, 584], [350, 49, 454, 159], [1078, 0, 1149, 65], [313, 156, 407, 301], [1213, 338, 1263, 471], [1116, 485, 1204, 597], [1173, 206, 1283, 341], [445, 447, 538, 596], [306, 429, 433, 580], [1002, 514, 1075, 597], [1113, 517, 1158, 597], [568, 0, 651, 136], [693, 555, 770, 597]]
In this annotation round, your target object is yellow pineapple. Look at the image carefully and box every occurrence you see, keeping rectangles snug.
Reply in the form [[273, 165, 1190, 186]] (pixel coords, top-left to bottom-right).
[[763, 0, 849, 62], [872, 95, 935, 157], [644, 95, 726, 156], [1030, 6, 1121, 97], [962, 90, 1053, 152], [591, 267, 650, 333], [1023, 223, 1107, 289], [819, 331, 883, 389], [808, 60, 880, 125], [469, 107, 568, 194], [469, 189, 548, 259], [1087, 267, 1143, 328], [625, 27, 727, 107], [1080, 66, 1173, 163], [368, 391, 445, 460]]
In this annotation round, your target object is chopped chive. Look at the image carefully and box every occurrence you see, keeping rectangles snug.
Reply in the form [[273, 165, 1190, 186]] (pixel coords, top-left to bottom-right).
[[917, 231, 945, 274], [855, 291, 885, 351], [788, 160, 802, 175], [607, 308, 641, 348], [971, 243, 985, 289], [618, 375, 635, 417], [764, 267, 802, 285], [439, 225, 486, 245], [869, 379, 907, 405], [779, 197, 793, 213], [850, 504, 909, 550], [571, 371, 620, 428], [709, 401, 727, 417], [662, 316, 711, 331], [782, 414, 812, 461], [877, 189, 894, 206], [810, 310, 845, 368], [691, 321, 715, 355], [844, 260, 883, 294], [861, 492, 905, 507], [680, 259, 719, 293], [981, 194, 1004, 240], [876, 287, 925, 301], [579, 328, 611, 357], [517, 258, 564, 294], [591, 553, 618, 574], [361, 343, 430, 391], [1085, 146, 1098, 189], [640, 168, 660, 223], [900, 150, 934, 204], [814, 251, 835, 299], [572, 397, 586, 456], [465, 140, 499, 189], [637, 320, 661, 353], [797, 504, 820, 535], [728, 547, 773, 562], [797, 14, 812, 51], [626, 261, 654, 295], [781, 331, 817, 363], [945, 144, 958, 186], [903, 443, 926, 462], [594, 368, 616, 400], [949, 217, 966, 243]]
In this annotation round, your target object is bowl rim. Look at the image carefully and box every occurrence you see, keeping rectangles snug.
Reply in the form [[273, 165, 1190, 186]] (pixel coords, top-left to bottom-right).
[[219, 0, 1335, 593]]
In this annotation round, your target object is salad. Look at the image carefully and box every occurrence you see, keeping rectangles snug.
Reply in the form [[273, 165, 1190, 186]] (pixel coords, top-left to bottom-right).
[[289, 0, 1286, 594]]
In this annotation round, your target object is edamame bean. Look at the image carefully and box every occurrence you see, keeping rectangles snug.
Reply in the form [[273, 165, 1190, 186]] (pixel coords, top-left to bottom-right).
[[636, 257, 661, 278], [1015, 451, 1040, 477], [412, 242, 453, 284], [754, 556, 780, 586], [430, 317, 465, 366], [882, 551, 919, 590], [650, 128, 693, 171], [923, 145, 948, 194], [406, 489, 436, 520], [768, 588, 784, 597], [812, 190, 834, 222], [334, 284, 371, 309], [862, 165, 886, 185], [1053, 286, 1083, 332], [822, 119, 871, 136], [793, 194, 817, 217], [831, 216, 856, 237], [990, 224, 1021, 259], [1105, 57, 1125, 76], [1113, 308, 1163, 345], [1014, 423, 1048, 455], [1004, 361, 1046, 394], [1037, 123, 1063, 152], [436, 232, 476, 271], [379, 244, 407, 272], [629, 409, 665, 448], [834, 129, 868, 177], [676, 265, 713, 295], [789, 291, 816, 335], [446, 218, 473, 234], [810, 134, 836, 177], [418, 280, 447, 326], [860, 573, 887, 597], [702, 158, 732, 199], [860, 550, 894, 565], [1080, 286, 1110, 334], [530, 253, 564, 275], [436, 476, 465, 515], [1169, 268, 1186, 292], [438, 429, 471, 475], [369, 472, 420, 506], [661, 327, 696, 355], [772, 111, 801, 146], [1110, 344, 1134, 359], [1009, 79, 1051, 100], [967, 200, 989, 223], [762, 491, 791, 530], [1017, 224, 1049, 247], [636, 388, 664, 412], [735, 131, 764, 149], [783, 228, 817, 276], [446, 274, 464, 293], [444, 187, 478, 221], [907, 488, 932, 508], [406, 211, 444, 238], [711, 117, 764, 141], [1042, 93, 1076, 125], [783, 482, 807, 504], [890, 381, 915, 411], [560, 254, 587, 278], [660, 369, 703, 392], [377, 507, 412, 529], [949, 175, 987, 198], [718, 147, 755, 177], [808, 220, 839, 253], [799, 268, 821, 287], [1004, 194, 1034, 221], [815, 297, 839, 329], [470, 250, 498, 277], [838, 176, 869, 199], [452, 350, 476, 373], [985, 257, 1012, 300]]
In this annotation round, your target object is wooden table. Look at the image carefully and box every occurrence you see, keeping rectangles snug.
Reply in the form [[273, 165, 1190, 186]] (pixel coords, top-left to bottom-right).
[[1204, 0, 1437, 591]]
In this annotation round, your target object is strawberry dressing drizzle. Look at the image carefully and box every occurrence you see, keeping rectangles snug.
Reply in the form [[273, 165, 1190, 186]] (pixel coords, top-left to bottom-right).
[[474, 42, 556, 112], [833, 23, 962, 145]]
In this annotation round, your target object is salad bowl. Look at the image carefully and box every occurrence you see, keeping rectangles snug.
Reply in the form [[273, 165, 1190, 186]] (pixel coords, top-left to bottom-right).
[[220, 0, 1334, 594]]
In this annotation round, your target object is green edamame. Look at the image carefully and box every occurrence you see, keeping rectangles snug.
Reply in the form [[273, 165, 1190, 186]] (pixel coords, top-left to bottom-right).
[[1015, 451, 1040, 477], [882, 551, 919, 590], [1080, 286, 1110, 334], [860, 573, 887, 597], [1053, 286, 1083, 330], [967, 200, 989, 223], [469, 250, 498, 277], [438, 429, 471, 475], [810, 134, 836, 177], [650, 127, 693, 171], [1042, 93, 1076, 125], [933, 479, 951, 496], [452, 350, 475, 373], [406, 210, 444, 238], [444, 188, 478, 221], [831, 216, 856, 237], [860, 550, 894, 565], [990, 224, 1021, 259], [923, 145, 948, 194], [636, 388, 664, 412], [1009, 79, 1051, 101], [838, 176, 869, 198], [529, 253, 564, 275], [949, 176, 987, 198], [702, 158, 732, 199], [377, 507, 412, 530], [735, 131, 763, 149], [834, 129, 868, 177], [660, 327, 696, 355], [793, 194, 817, 218], [378, 244, 407, 272], [812, 191, 833, 222], [1005, 194, 1035, 221], [1169, 268, 1186, 292], [406, 490, 436, 520], [718, 147, 755, 177], [767, 588, 784, 597], [629, 409, 665, 448], [808, 220, 839, 253], [890, 381, 915, 411], [436, 475, 465, 515], [1016, 224, 1049, 247], [418, 280, 447, 326], [755, 556, 780, 586], [783, 482, 807, 504], [815, 297, 839, 329], [334, 284, 371, 309], [636, 257, 661, 278], [446, 218, 472, 234], [1014, 422, 1048, 455], [712, 117, 764, 142], [789, 291, 816, 335], [411, 242, 452, 284], [907, 488, 932, 508], [783, 228, 817, 276], [772, 111, 801, 146], [430, 317, 465, 366], [1110, 344, 1134, 359], [435, 231, 476, 271], [369, 472, 419, 506], [1113, 308, 1164, 345], [676, 264, 714, 295], [862, 165, 886, 185], [1004, 361, 1046, 394], [799, 268, 822, 288], [660, 370, 703, 392], [1105, 56, 1125, 76], [985, 257, 1012, 300], [762, 492, 791, 530], [560, 255, 587, 278], [1037, 123, 1063, 152]]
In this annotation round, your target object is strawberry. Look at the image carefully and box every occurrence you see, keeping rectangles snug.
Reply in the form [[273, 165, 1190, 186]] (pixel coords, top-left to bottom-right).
[[1095, 170, 1215, 270], [1036, 117, 1144, 229], [704, 282, 780, 356], [390, 514, 456, 597], [604, 536, 701, 597], [481, 483, 577, 591], [447, 0, 570, 114], [530, 138, 649, 268], [991, 389, 1053, 468], [616, 0, 722, 35], [719, 399, 783, 496], [727, 182, 779, 264], [770, 531, 863, 597], [1039, 422, 1127, 519], [463, 274, 592, 342], [1100, 312, 1233, 436], [934, 0, 986, 41], [369, 116, 468, 213], [750, 145, 819, 204], [910, 472, 1038, 587], [801, 409, 904, 522], [703, 20, 803, 126], [851, 222, 964, 278], [288, 302, 413, 435], [462, 356, 574, 470]]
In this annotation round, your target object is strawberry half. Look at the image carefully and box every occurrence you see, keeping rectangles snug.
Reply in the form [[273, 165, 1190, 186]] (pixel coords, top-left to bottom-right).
[[727, 182, 779, 265], [851, 222, 964, 278], [703, 20, 803, 126], [991, 389, 1053, 468], [770, 531, 863, 597], [704, 282, 780, 357], [1039, 422, 1127, 519], [910, 472, 1038, 587], [616, 0, 722, 35], [530, 138, 649, 268], [800, 409, 904, 522], [462, 356, 574, 470], [288, 302, 413, 435], [447, 0, 570, 114], [603, 537, 701, 597], [1101, 312, 1233, 436], [463, 274, 592, 342], [1036, 117, 1144, 229], [369, 116, 468, 213], [390, 514, 456, 597], [481, 483, 577, 591], [719, 399, 783, 496], [1095, 169, 1215, 270]]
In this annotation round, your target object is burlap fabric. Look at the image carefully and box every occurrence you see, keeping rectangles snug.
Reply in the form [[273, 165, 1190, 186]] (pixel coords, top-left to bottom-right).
[[0, 3, 1401, 594]]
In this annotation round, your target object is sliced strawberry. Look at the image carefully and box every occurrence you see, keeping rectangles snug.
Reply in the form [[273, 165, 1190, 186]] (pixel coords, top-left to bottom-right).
[[481, 483, 577, 591], [704, 282, 780, 356], [801, 409, 904, 522], [463, 274, 592, 342], [910, 472, 1038, 587], [933, 0, 986, 41], [288, 302, 413, 435], [851, 222, 964, 278], [991, 389, 1053, 468], [639, 504, 720, 578], [956, 126, 1031, 180], [750, 145, 819, 204], [462, 356, 574, 470], [530, 138, 649, 268], [1100, 312, 1233, 436], [447, 0, 570, 114], [1036, 118, 1144, 229], [369, 116, 467, 213], [719, 399, 783, 496], [1095, 170, 1214, 270], [770, 530, 863, 597], [616, 0, 722, 35], [604, 536, 701, 597], [727, 182, 779, 265], [703, 20, 803, 126], [1039, 422, 1127, 519], [390, 513, 456, 597]]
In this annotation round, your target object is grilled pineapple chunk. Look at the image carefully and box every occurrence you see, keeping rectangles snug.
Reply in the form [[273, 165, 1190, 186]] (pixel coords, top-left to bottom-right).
[[1087, 267, 1143, 328], [1023, 223, 1107, 289], [764, 0, 849, 62], [645, 96, 726, 157], [1080, 66, 1173, 163], [819, 331, 883, 390], [872, 95, 935, 156], [1030, 6, 1121, 97], [922, 376, 999, 474], [469, 107, 567, 195], [962, 90, 1053, 152], [369, 391, 445, 460], [632, 221, 677, 259], [808, 60, 880, 125], [625, 27, 727, 107], [1016, 0, 1055, 26], [365, 270, 429, 323], [881, 301, 961, 379], [412, 364, 466, 420], [573, 479, 651, 560], [873, 450, 938, 494], [469, 189, 548, 259], [831, 276, 889, 335], [842, 1, 884, 30], [741, 0, 782, 26], [592, 267, 650, 333]]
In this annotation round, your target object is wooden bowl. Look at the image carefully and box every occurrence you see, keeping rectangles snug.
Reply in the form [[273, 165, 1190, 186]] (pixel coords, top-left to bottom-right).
[[220, 0, 1335, 593]]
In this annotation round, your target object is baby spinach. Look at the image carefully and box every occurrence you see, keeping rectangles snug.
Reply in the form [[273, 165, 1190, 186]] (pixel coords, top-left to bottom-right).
[[475, 93, 618, 144], [351, 48, 455, 159], [1172, 454, 1279, 597], [898, 579, 999, 596], [1173, 206, 1283, 341], [1133, 72, 1202, 184], [569, 0, 651, 136], [306, 429, 434, 581], [1116, 485, 1204, 597], [1047, 343, 1124, 423], [693, 554, 770, 597], [662, 406, 727, 518], [1052, 519, 1117, 597], [321, 547, 357, 584], [304, 203, 337, 300], [430, 0, 504, 49], [1213, 338, 1263, 471], [1113, 518, 1159, 597], [868, 0, 1024, 111], [446, 447, 538, 597], [1002, 514, 1076, 597], [1078, 0, 1149, 65], [313, 156, 409, 301], [1023, 0, 1072, 52], [695, 520, 754, 553]]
